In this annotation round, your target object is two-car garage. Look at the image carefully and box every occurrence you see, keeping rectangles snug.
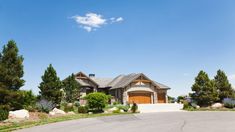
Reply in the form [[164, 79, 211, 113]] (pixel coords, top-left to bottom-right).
[[128, 92, 166, 104]]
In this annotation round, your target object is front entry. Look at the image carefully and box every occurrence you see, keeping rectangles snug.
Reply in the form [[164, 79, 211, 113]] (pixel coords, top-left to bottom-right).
[[128, 92, 151, 104]]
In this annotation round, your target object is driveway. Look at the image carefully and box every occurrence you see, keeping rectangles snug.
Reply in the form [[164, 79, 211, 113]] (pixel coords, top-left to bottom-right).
[[16, 112, 235, 132]]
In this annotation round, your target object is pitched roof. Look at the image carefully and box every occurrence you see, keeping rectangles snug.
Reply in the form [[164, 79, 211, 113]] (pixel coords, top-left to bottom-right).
[[75, 71, 99, 86], [72, 71, 170, 90], [154, 81, 171, 89], [90, 78, 113, 88], [108, 73, 142, 89], [75, 78, 91, 87]]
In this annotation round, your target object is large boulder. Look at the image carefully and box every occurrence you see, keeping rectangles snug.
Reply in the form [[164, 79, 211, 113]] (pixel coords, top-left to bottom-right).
[[49, 108, 66, 115], [211, 103, 223, 109], [8, 109, 29, 119]]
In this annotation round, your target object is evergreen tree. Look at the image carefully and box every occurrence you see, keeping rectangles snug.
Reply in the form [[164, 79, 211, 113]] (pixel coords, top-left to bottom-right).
[[191, 71, 219, 106], [63, 74, 80, 103], [0, 40, 25, 90], [214, 69, 234, 101], [38, 64, 62, 105]]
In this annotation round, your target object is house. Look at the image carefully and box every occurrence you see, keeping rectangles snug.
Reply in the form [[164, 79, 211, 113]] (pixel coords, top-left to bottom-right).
[[75, 72, 170, 104]]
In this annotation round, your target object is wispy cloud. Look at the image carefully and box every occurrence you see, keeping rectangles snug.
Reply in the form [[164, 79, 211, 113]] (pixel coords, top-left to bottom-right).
[[110, 17, 124, 23], [71, 13, 123, 32]]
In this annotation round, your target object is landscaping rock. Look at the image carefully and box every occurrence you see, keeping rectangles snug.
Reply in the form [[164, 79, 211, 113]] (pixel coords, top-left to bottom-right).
[[67, 111, 75, 115], [211, 103, 223, 109], [104, 111, 109, 114], [196, 105, 200, 109], [107, 107, 118, 112], [120, 109, 125, 113], [49, 111, 56, 116], [88, 112, 93, 115], [67, 103, 73, 107], [51, 108, 66, 115], [8, 109, 29, 119]]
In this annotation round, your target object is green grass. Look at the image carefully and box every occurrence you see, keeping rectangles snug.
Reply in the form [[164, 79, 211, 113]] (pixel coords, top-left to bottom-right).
[[0, 113, 132, 132]]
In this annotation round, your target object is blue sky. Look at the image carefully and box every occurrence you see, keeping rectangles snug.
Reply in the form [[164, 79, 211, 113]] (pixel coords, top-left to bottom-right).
[[1, 0, 235, 97]]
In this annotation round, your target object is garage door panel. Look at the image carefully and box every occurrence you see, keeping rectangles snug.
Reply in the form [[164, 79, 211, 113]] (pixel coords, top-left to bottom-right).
[[128, 93, 151, 104], [157, 93, 166, 103]]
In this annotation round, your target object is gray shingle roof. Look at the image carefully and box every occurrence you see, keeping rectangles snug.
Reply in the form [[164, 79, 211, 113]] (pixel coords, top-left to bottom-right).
[[75, 79, 91, 87], [154, 81, 171, 89], [73, 72, 170, 90], [90, 78, 113, 88], [108, 73, 141, 89]]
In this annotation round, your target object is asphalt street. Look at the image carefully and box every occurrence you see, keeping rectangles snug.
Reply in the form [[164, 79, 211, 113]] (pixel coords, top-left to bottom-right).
[[16, 112, 235, 132]]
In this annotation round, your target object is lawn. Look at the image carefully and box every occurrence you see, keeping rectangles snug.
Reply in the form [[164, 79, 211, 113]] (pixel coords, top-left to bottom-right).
[[0, 113, 132, 132]]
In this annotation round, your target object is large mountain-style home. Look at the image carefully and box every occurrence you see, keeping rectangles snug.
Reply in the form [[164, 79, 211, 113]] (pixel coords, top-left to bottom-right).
[[75, 72, 170, 104]]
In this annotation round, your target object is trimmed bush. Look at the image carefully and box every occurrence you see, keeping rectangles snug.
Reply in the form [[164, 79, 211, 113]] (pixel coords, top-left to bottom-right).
[[77, 106, 88, 113], [223, 98, 235, 108], [74, 101, 80, 107], [84, 92, 111, 111], [0, 105, 9, 121]]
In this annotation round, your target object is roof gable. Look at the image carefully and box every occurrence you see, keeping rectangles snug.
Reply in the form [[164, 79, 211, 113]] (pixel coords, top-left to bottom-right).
[[75, 71, 99, 86]]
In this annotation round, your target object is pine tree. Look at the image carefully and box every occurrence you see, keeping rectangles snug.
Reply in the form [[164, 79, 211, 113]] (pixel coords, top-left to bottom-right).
[[38, 64, 62, 105], [63, 74, 80, 103], [214, 69, 234, 101], [0, 40, 25, 90], [191, 71, 219, 106]]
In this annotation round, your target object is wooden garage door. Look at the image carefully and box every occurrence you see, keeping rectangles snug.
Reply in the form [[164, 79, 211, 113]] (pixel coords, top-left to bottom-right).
[[157, 93, 166, 103], [128, 93, 151, 104]]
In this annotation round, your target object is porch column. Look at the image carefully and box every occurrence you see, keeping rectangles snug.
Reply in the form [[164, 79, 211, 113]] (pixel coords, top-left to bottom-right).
[[123, 91, 128, 105]]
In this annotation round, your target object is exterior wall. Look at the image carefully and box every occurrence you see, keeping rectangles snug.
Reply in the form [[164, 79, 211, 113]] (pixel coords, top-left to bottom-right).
[[123, 82, 158, 104], [156, 89, 168, 103]]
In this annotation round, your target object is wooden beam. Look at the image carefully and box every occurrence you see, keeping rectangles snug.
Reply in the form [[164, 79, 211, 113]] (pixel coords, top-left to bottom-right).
[[76, 77, 88, 79], [133, 80, 151, 83]]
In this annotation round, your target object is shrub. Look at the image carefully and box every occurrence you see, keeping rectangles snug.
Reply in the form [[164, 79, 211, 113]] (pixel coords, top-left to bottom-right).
[[113, 101, 121, 105], [84, 92, 111, 111], [21, 90, 36, 108], [0, 89, 23, 110], [131, 103, 138, 113], [112, 109, 120, 113], [223, 98, 235, 108], [116, 105, 130, 112], [77, 106, 88, 113], [0, 89, 36, 111], [0, 105, 9, 121], [36, 99, 56, 113], [64, 103, 74, 112], [74, 101, 80, 107]]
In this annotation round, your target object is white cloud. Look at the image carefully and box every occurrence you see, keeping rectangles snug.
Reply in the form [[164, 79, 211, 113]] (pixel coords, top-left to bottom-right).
[[110, 17, 124, 23], [116, 17, 124, 22], [71, 13, 123, 32]]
